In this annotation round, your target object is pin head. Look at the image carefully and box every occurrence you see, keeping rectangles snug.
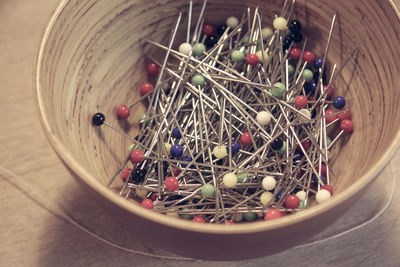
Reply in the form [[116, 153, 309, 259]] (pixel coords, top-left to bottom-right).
[[180, 207, 193, 220], [264, 208, 282, 220], [178, 42, 192, 55], [205, 35, 218, 48], [282, 37, 292, 51], [314, 57, 323, 69], [103, 7, 355, 223], [260, 191, 274, 206], [313, 175, 327, 188], [296, 138, 310, 152], [121, 168, 132, 182], [116, 105, 130, 119], [151, 193, 163, 202], [171, 127, 182, 139], [170, 144, 184, 158], [202, 24, 215, 35], [321, 184, 333, 195], [270, 82, 286, 98], [282, 36, 293, 51], [289, 31, 303, 43], [324, 136, 332, 148], [234, 175, 247, 187], [315, 189, 332, 204], [192, 43, 206, 57], [139, 113, 148, 124], [191, 73, 206, 87], [333, 96, 346, 109], [245, 53, 259, 66], [323, 85, 333, 99], [92, 113, 105, 126], [285, 195, 300, 209], [140, 82, 154, 96], [181, 155, 192, 167], [141, 199, 154, 209], [289, 47, 301, 60], [136, 188, 148, 199], [173, 168, 181, 177], [296, 191, 307, 201], [229, 142, 240, 155], [223, 172, 238, 188], [288, 20, 302, 33], [226, 16, 239, 28], [256, 50, 269, 63], [298, 108, 311, 122], [278, 141, 287, 155], [256, 111, 272, 126], [232, 213, 243, 222], [340, 119, 354, 133], [240, 132, 252, 146], [231, 50, 245, 63], [262, 175, 276, 191], [165, 176, 179, 192], [131, 149, 144, 164], [164, 143, 172, 155], [262, 27, 273, 40], [273, 17, 287, 30], [243, 212, 257, 221], [338, 110, 352, 121], [201, 184, 215, 198], [298, 200, 309, 209], [301, 69, 314, 82], [325, 109, 337, 124], [270, 138, 283, 150], [294, 95, 308, 108], [216, 24, 228, 36], [192, 216, 206, 223], [131, 169, 146, 183], [213, 145, 228, 159], [305, 81, 317, 95], [302, 51, 315, 64], [242, 35, 250, 45], [147, 62, 159, 76]]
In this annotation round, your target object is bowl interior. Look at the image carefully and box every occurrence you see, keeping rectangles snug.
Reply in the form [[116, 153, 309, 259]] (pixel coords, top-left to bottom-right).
[[36, 0, 400, 224]]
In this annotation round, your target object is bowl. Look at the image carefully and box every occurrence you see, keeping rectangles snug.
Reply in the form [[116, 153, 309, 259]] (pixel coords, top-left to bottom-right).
[[34, 0, 400, 260]]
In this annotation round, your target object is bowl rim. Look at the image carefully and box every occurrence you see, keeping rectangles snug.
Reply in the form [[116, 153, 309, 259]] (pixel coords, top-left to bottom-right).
[[33, 0, 400, 234]]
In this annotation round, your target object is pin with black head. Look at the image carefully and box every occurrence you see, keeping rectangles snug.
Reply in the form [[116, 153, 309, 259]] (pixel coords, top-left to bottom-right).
[[92, 112, 146, 149], [288, 31, 303, 43], [205, 35, 218, 49], [270, 138, 284, 151], [216, 24, 228, 36], [288, 20, 302, 33], [282, 37, 292, 51], [92, 112, 106, 126], [130, 168, 147, 184]]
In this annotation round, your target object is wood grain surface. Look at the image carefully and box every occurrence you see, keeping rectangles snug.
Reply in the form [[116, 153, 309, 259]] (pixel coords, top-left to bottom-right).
[[1, 0, 400, 266]]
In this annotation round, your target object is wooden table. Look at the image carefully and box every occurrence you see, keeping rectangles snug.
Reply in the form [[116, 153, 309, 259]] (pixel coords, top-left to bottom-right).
[[1, 0, 399, 266]]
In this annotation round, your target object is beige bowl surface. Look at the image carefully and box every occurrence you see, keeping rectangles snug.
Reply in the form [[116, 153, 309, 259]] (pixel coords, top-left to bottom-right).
[[34, 0, 400, 260]]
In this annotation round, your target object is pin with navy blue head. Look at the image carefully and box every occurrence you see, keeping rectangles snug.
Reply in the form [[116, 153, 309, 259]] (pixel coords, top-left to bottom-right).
[[171, 126, 183, 139], [170, 144, 184, 158], [333, 96, 346, 109], [181, 155, 192, 167]]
